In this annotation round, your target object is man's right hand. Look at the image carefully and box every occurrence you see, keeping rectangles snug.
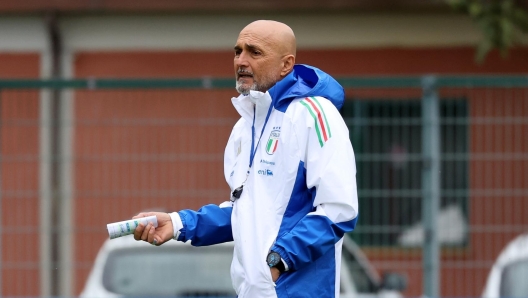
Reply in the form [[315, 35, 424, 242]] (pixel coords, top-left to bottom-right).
[[132, 212, 174, 246]]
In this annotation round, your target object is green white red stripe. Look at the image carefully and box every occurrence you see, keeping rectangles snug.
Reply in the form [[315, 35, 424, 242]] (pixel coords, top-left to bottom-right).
[[300, 96, 332, 147], [266, 136, 279, 154]]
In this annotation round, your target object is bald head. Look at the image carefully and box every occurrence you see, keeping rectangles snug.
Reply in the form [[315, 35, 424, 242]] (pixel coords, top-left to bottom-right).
[[240, 20, 297, 57], [234, 20, 297, 94]]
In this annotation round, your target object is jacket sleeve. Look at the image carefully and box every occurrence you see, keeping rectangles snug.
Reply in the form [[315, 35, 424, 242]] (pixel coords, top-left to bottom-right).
[[271, 96, 358, 271], [176, 203, 233, 246]]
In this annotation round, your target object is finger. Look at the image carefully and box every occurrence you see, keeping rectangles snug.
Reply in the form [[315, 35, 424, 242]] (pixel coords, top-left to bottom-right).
[[148, 224, 156, 244], [132, 212, 148, 219], [133, 223, 145, 241], [141, 223, 152, 241]]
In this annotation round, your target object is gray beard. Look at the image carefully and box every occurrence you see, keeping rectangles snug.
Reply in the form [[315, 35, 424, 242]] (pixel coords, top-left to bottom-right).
[[235, 81, 257, 95], [235, 73, 280, 95]]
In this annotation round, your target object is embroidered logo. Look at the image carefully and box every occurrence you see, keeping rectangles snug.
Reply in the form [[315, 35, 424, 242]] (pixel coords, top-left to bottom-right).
[[258, 169, 274, 176], [266, 129, 280, 155], [260, 159, 275, 166], [300, 96, 332, 147]]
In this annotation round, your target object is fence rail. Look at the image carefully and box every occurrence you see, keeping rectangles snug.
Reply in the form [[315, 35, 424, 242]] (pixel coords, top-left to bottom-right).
[[0, 75, 527, 298], [1, 75, 528, 89]]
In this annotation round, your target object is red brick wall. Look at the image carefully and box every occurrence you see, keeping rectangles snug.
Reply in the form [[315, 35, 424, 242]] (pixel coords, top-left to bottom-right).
[[298, 47, 528, 75], [0, 53, 40, 296]]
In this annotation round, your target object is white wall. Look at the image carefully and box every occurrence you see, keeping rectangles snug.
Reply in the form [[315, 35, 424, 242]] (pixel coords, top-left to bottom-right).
[[0, 16, 51, 77], [58, 12, 484, 52], [0, 16, 48, 52], [1, 12, 501, 75]]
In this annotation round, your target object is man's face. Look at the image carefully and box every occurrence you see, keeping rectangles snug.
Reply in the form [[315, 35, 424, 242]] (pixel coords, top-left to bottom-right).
[[234, 30, 282, 95]]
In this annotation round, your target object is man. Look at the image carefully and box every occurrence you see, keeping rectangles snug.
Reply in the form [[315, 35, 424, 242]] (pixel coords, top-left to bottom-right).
[[133, 20, 358, 298]]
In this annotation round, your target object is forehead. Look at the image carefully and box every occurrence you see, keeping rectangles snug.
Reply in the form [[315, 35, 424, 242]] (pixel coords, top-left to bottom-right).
[[235, 29, 276, 50]]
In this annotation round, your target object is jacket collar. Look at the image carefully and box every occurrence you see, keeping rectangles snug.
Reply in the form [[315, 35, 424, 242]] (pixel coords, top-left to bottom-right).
[[231, 90, 273, 126]]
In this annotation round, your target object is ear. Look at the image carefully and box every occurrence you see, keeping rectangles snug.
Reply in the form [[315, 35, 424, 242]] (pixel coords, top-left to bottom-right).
[[280, 55, 295, 77]]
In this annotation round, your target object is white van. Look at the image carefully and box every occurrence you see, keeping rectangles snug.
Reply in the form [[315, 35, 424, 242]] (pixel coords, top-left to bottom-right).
[[80, 235, 406, 298], [481, 232, 528, 298]]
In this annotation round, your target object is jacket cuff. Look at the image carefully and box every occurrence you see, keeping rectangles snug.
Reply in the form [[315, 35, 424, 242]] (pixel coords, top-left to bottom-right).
[[271, 245, 294, 272], [169, 212, 183, 240]]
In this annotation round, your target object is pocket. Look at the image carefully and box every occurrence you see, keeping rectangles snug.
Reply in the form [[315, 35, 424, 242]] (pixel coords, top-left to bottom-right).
[[275, 271, 288, 285], [275, 271, 290, 297]]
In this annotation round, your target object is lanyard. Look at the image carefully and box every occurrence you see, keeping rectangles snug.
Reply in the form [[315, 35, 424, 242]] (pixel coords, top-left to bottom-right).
[[231, 101, 273, 202], [249, 102, 273, 168]]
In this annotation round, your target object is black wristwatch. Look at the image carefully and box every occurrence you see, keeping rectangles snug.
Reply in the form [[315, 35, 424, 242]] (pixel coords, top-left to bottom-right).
[[266, 251, 286, 273]]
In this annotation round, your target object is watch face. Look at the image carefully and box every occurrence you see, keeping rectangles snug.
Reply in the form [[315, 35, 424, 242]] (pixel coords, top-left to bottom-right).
[[266, 251, 281, 268]]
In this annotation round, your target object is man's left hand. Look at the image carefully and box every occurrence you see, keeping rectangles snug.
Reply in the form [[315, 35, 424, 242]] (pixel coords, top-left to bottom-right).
[[270, 267, 280, 282]]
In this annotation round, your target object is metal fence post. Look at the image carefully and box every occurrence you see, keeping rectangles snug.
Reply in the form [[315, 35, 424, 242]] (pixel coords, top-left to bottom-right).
[[58, 87, 74, 298], [0, 89, 3, 298], [58, 52, 75, 297], [421, 75, 441, 298], [39, 88, 53, 297]]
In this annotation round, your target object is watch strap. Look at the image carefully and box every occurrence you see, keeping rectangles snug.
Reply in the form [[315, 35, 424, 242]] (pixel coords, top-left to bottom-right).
[[274, 258, 286, 273]]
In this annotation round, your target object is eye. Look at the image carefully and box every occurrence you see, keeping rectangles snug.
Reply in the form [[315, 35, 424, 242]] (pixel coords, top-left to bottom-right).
[[234, 49, 241, 56], [252, 50, 261, 56]]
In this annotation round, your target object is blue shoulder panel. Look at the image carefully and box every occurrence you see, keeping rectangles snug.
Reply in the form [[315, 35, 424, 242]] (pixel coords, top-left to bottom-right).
[[269, 64, 345, 113]]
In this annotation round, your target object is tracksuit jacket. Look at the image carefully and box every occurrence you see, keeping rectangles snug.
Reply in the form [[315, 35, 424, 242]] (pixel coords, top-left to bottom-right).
[[171, 64, 358, 298]]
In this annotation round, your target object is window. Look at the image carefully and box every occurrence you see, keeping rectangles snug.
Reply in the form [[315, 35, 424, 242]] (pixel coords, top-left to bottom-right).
[[103, 245, 236, 296], [341, 98, 469, 247], [500, 258, 528, 297]]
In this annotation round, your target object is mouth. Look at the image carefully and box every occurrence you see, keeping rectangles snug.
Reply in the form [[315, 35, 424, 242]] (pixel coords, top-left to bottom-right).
[[237, 70, 254, 80]]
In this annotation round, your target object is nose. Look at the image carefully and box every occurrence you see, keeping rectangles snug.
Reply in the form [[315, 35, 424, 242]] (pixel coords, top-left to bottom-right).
[[235, 51, 249, 68]]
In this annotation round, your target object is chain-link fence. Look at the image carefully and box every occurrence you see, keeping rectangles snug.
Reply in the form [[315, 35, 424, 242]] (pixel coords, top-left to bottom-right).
[[0, 76, 527, 297]]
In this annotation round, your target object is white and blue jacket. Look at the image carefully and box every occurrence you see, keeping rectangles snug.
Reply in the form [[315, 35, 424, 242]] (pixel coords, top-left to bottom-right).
[[170, 64, 358, 298]]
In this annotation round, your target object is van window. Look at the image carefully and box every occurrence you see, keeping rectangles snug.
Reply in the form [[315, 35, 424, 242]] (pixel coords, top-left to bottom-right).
[[102, 245, 236, 297], [500, 258, 528, 298]]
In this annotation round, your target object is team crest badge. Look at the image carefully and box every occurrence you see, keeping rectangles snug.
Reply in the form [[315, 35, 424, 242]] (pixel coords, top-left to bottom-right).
[[266, 130, 280, 155]]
